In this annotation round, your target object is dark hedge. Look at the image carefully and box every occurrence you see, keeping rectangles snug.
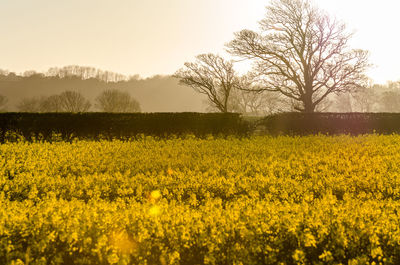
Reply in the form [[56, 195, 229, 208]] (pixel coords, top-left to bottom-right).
[[258, 112, 400, 135], [4, 112, 400, 141], [0, 112, 250, 142]]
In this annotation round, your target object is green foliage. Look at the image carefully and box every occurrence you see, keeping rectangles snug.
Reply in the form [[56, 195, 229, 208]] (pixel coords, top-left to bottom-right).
[[1, 135, 400, 264]]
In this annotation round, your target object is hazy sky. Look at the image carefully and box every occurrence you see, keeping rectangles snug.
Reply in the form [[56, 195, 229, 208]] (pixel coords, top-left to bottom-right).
[[0, 0, 399, 84]]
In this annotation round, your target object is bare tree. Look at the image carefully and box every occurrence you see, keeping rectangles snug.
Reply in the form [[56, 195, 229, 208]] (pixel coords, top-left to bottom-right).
[[314, 96, 333, 112], [227, 0, 369, 113], [0, 69, 9, 76], [379, 91, 400, 112], [363, 81, 400, 112], [58, 91, 91, 112], [16, 93, 90, 112], [0, 95, 7, 112], [231, 89, 286, 115], [95, 89, 141, 112], [17, 97, 41, 112], [39, 95, 63, 112], [351, 87, 377, 112], [229, 75, 285, 114], [174, 54, 237, 113], [46, 66, 128, 82], [332, 93, 353, 112]]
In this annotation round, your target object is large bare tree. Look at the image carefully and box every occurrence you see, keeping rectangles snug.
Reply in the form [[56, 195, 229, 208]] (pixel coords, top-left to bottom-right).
[[174, 54, 237, 113], [227, 0, 369, 113]]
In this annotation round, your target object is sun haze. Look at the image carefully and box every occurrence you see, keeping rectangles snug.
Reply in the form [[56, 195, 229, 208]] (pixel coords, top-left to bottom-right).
[[0, 0, 399, 83]]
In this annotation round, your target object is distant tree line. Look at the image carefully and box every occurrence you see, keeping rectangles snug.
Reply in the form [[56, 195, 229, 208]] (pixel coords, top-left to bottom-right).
[[0, 68, 205, 113], [0, 67, 399, 114], [19, 65, 140, 83], [0, 66, 142, 112], [328, 81, 400, 112], [15, 89, 141, 113]]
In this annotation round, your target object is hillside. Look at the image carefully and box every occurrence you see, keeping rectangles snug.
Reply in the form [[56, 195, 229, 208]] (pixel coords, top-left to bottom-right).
[[0, 73, 206, 112]]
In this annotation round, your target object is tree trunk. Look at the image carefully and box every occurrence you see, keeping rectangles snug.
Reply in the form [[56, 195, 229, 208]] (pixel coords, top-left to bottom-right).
[[303, 94, 315, 113]]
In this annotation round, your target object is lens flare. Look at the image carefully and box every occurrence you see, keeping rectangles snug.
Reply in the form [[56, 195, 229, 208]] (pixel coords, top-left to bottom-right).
[[150, 190, 161, 200], [109, 230, 137, 254], [149, 205, 161, 216]]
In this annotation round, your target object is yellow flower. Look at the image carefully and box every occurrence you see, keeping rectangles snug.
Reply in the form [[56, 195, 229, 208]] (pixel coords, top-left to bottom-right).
[[150, 190, 161, 200], [149, 205, 161, 216]]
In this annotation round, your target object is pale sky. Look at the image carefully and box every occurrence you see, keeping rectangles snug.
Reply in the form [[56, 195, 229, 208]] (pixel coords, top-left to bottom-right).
[[0, 0, 399, 84]]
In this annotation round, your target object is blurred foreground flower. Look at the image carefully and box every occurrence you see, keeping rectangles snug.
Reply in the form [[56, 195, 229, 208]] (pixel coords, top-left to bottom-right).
[[150, 190, 161, 200], [109, 230, 137, 254], [149, 205, 161, 216]]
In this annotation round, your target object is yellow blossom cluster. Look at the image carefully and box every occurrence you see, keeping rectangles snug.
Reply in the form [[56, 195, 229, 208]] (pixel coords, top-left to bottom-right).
[[1, 135, 400, 264]]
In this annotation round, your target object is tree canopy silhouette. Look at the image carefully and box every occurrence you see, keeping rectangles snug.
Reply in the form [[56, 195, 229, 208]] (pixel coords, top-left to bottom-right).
[[227, 0, 369, 113], [58, 91, 91, 112], [174, 54, 238, 113], [95, 89, 141, 112]]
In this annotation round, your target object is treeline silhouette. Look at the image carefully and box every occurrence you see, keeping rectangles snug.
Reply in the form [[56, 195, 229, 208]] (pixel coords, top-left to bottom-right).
[[1, 66, 399, 114], [20, 65, 132, 82], [329, 81, 400, 112], [0, 66, 205, 112]]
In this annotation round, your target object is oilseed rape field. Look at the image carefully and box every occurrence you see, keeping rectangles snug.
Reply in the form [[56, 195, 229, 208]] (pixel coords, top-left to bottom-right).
[[2, 135, 400, 264]]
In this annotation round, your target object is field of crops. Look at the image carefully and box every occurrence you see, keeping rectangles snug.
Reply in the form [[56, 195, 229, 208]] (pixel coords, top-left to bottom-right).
[[2, 135, 400, 264]]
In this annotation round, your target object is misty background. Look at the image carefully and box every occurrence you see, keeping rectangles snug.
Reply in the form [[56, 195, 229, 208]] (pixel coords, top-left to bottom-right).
[[0, 66, 399, 113], [0, 67, 206, 112], [1, 0, 400, 114]]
